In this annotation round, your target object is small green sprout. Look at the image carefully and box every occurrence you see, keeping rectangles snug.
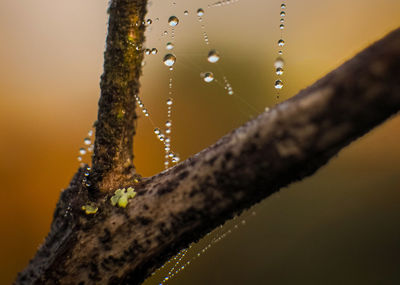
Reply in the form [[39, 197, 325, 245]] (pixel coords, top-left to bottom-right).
[[110, 187, 137, 208], [81, 204, 98, 215]]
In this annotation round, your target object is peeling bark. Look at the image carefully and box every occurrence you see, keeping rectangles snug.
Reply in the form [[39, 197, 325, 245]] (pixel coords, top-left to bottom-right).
[[15, 27, 400, 285]]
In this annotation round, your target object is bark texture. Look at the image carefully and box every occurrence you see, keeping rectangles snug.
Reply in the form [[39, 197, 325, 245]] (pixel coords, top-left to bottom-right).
[[92, 0, 147, 191], [15, 28, 400, 285]]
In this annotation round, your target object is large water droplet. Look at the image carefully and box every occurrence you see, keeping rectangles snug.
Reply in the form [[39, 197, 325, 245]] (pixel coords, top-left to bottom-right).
[[207, 50, 220, 63], [278, 39, 285, 47], [274, 57, 285, 68], [202, 72, 214, 83], [168, 16, 179, 27], [172, 155, 180, 163], [280, 11, 286, 17], [163, 54, 176, 67], [276, 67, 284, 75], [275, 80, 283, 89], [197, 8, 205, 16]]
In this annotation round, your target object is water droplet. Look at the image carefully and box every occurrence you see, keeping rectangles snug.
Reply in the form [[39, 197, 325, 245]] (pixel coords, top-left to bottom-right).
[[275, 80, 283, 89], [151, 48, 158, 55], [166, 98, 173, 105], [280, 24, 284, 30], [281, 3, 286, 9], [276, 67, 284, 75], [202, 72, 214, 83], [165, 120, 172, 128], [274, 57, 285, 68], [77, 156, 82, 162], [280, 11, 286, 17], [79, 148, 87, 155], [145, 48, 151, 55], [207, 50, 220, 63], [197, 8, 205, 16], [172, 155, 180, 163], [166, 42, 174, 50], [168, 16, 179, 27], [163, 54, 176, 67], [154, 128, 161, 135], [88, 130, 93, 137], [147, 19, 153, 25], [278, 39, 285, 47], [184, 10, 189, 15], [84, 138, 91, 145]]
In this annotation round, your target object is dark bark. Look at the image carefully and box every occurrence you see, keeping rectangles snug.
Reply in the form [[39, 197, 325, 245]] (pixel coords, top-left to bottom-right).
[[92, 0, 147, 191], [15, 27, 400, 285]]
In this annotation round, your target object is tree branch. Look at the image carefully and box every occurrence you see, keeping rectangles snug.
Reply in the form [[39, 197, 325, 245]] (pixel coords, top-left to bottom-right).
[[92, 0, 147, 191], [15, 20, 400, 285]]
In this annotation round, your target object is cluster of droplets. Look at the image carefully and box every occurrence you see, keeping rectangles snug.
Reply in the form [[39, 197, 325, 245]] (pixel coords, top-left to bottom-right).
[[196, 9, 210, 45], [126, 18, 157, 53], [77, 129, 94, 164], [135, 94, 150, 117], [158, 248, 190, 284], [274, 2, 287, 97], [144, 48, 158, 55], [195, 9, 235, 96], [155, 211, 256, 284], [82, 166, 92, 188], [208, 0, 240, 8], [223, 76, 234, 95]]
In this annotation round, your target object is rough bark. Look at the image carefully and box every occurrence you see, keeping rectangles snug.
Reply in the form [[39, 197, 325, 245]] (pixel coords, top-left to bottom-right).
[[15, 27, 400, 285], [92, 0, 147, 191]]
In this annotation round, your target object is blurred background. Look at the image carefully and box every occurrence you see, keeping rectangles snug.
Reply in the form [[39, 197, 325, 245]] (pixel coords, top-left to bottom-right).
[[0, 0, 399, 284]]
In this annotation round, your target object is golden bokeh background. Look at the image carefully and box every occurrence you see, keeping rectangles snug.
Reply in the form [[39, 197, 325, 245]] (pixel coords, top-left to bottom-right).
[[0, 0, 399, 284]]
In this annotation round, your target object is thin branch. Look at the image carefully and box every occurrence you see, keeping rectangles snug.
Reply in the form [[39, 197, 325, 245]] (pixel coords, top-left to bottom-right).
[[15, 28, 400, 285], [92, 0, 147, 191]]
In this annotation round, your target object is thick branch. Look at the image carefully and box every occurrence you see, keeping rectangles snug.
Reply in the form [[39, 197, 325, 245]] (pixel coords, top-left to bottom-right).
[[92, 0, 147, 191], [16, 29, 400, 285]]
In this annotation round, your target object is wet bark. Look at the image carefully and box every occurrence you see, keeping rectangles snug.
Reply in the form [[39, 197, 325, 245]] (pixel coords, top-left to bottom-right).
[[92, 0, 147, 191]]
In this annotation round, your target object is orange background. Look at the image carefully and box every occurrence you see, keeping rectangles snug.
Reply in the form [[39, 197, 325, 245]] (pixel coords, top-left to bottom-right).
[[0, 0, 400, 284]]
